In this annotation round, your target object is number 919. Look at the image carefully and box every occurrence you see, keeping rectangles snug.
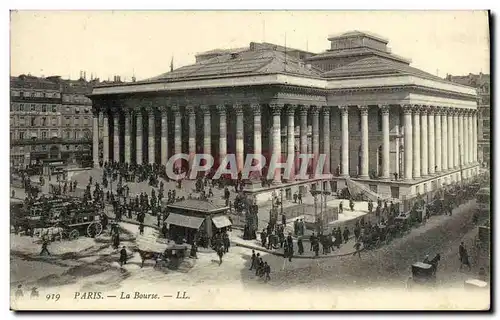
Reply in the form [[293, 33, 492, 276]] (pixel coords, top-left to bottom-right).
[[46, 293, 60, 301]]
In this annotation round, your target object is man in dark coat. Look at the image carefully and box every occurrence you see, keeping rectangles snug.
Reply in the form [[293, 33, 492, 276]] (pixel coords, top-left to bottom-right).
[[310, 232, 317, 251], [297, 237, 304, 255], [343, 227, 350, 244], [119, 246, 128, 266], [249, 250, 257, 270], [459, 242, 471, 271]]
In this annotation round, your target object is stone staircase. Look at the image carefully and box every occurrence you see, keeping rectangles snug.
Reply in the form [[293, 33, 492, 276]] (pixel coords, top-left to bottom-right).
[[345, 178, 393, 202]]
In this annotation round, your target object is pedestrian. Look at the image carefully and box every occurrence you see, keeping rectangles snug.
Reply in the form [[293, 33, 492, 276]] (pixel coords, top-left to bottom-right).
[[249, 250, 257, 270], [217, 246, 224, 265], [261, 229, 267, 248], [459, 242, 471, 271], [339, 201, 343, 213], [343, 227, 350, 244], [256, 257, 263, 276], [297, 236, 304, 255], [139, 222, 144, 235], [40, 237, 50, 256], [281, 213, 286, 227], [310, 232, 316, 251], [119, 246, 128, 266], [223, 233, 230, 253], [162, 223, 168, 239], [314, 241, 320, 257], [15, 285, 23, 299], [30, 287, 39, 299], [353, 241, 362, 258], [349, 199, 354, 211], [190, 242, 198, 259], [264, 262, 271, 282]]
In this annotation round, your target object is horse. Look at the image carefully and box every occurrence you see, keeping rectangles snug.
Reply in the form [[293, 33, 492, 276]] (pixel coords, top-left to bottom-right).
[[136, 249, 162, 268]]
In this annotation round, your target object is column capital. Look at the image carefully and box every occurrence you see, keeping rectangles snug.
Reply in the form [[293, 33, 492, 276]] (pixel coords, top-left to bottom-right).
[[402, 104, 414, 115], [357, 105, 369, 115], [233, 103, 244, 115], [216, 104, 227, 116], [299, 104, 309, 115], [250, 103, 261, 115], [310, 105, 321, 115], [171, 105, 181, 116], [269, 103, 284, 116], [286, 104, 296, 116], [420, 108, 428, 116], [322, 106, 330, 116], [186, 105, 196, 116], [148, 111, 155, 119], [339, 105, 349, 114], [378, 104, 390, 115], [200, 105, 211, 115]]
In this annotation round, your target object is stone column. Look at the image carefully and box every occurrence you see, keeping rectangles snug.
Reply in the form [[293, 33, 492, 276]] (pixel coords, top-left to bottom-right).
[[160, 110, 168, 166], [465, 110, 472, 165], [103, 111, 110, 163], [453, 110, 459, 169], [124, 110, 131, 164], [428, 108, 435, 175], [113, 111, 120, 162], [322, 107, 331, 175], [135, 109, 143, 165], [412, 107, 421, 179], [434, 108, 441, 173], [186, 105, 196, 168], [299, 105, 309, 175], [311, 106, 320, 175], [420, 108, 428, 176], [441, 108, 448, 171], [340, 106, 350, 177], [234, 104, 244, 173], [380, 105, 390, 179], [201, 105, 211, 157], [403, 105, 413, 180], [287, 105, 296, 181], [172, 105, 182, 169], [270, 103, 283, 183], [92, 110, 99, 167], [147, 111, 155, 164], [447, 110, 454, 169], [472, 110, 477, 163], [359, 105, 369, 179], [217, 105, 227, 165], [459, 110, 465, 167]]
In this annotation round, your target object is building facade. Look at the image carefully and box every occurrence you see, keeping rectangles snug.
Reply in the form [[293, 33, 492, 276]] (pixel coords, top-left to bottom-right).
[[10, 74, 96, 169], [90, 31, 480, 200], [446, 73, 490, 167]]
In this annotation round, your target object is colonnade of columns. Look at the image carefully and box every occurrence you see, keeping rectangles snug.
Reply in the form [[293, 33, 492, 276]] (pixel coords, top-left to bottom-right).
[[92, 103, 478, 183], [401, 105, 478, 181]]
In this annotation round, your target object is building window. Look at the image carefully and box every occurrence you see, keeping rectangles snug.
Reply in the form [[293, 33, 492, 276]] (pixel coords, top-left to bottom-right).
[[84, 117, 89, 126], [10, 104, 13, 112], [10, 131, 13, 141], [31, 117, 36, 126], [19, 91, 24, 98], [483, 120, 490, 128], [41, 105, 47, 112], [41, 117, 46, 126], [30, 104, 36, 112], [65, 131, 71, 139], [19, 104, 24, 112], [52, 105, 57, 112], [52, 117, 57, 126], [66, 145, 70, 150], [43, 92, 46, 98], [66, 106, 70, 112], [65, 117, 70, 126], [19, 131, 25, 140], [483, 133, 490, 140], [19, 117, 25, 126], [31, 92, 35, 97], [74, 131, 78, 139], [53, 93, 58, 98], [74, 117, 80, 126], [41, 131, 47, 139], [42, 145, 47, 151]]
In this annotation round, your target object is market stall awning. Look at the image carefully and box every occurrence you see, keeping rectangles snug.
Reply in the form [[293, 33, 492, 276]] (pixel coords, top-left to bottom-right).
[[212, 215, 232, 229], [165, 213, 204, 229]]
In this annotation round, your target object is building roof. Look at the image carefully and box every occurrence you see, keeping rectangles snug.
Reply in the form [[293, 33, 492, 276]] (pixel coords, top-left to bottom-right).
[[323, 55, 444, 81], [166, 199, 229, 213], [327, 30, 389, 44], [146, 49, 323, 82], [446, 73, 490, 88]]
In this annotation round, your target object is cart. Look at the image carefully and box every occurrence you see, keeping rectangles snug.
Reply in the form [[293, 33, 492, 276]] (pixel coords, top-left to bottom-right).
[[411, 262, 436, 284]]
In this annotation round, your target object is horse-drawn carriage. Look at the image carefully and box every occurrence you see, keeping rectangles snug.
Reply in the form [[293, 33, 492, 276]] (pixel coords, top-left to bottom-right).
[[411, 254, 440, 285], [136, 234, 189, 270]]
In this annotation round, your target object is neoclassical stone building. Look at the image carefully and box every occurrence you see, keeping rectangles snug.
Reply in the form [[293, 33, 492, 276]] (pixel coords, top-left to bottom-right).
[[90, 31, 479, 200]]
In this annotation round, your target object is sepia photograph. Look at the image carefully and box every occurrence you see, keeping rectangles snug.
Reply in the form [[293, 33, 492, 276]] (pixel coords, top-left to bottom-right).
[[8, 10, 491, 311]]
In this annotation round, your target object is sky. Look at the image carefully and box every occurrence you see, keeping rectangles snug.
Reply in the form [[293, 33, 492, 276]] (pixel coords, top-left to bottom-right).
[[10, 10, 490, 81]]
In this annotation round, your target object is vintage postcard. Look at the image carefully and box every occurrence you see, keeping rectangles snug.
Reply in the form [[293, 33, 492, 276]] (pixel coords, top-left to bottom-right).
[[9, 10, 491, 311]]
